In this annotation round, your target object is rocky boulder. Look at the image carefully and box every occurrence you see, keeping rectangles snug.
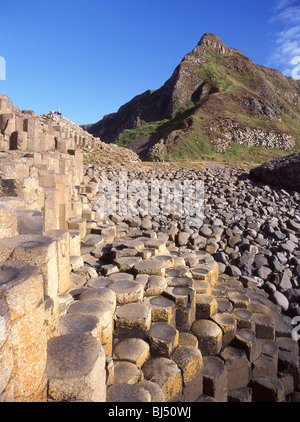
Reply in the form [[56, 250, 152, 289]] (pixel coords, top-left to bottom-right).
[[249, 153, 300, 193]]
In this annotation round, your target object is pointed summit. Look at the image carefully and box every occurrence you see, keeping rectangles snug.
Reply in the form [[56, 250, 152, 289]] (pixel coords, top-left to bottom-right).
[[182, 33, 232, 65], [198, 33, 225, 47], [87, 34, 300, 161]]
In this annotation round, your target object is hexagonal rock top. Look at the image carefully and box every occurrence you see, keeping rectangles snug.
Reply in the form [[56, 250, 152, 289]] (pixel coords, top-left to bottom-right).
[[113, 338, 150, 368], [46, 333, 106, 402], [191, 319, 223, 356], [148, 322, 179, 357], [108, 280, 144, 304], [133, 259, 165, 276], [114, 302, 151, 340]]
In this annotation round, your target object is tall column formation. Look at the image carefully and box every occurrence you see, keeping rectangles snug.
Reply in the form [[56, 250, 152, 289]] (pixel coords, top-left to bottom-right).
[[0, 94, 107, 402]]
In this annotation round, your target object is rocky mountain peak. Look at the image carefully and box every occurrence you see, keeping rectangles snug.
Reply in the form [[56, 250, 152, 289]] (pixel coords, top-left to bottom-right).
[[86, 34, 300, 161], [183, 33, 234, 65], [198, 32, 227, 51]]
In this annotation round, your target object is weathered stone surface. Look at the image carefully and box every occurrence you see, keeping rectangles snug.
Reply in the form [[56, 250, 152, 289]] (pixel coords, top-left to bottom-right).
[[228, 386, 252, 402], [220, 346, 251, 391], [114, 256, 142, 272], [46, 333, 106, 402], [171, 345, 203, 401], [196, 294, 218, 319], [148, 322, 179, 358], [142, 357, 182, 402], [45, 229, 70, 294], [79, 288, 116, 312], [0, 204, 17, 239], [144, 295, 176, 326], [108, 280, 144, 304], [250, 153, 300, 193], [0, 301, 13, 398], [232, 329, 262, 362], [133, 259, 165, 276], [113, 338, 150, 368], [202, 356, 228, 402], [178, 332, 199, 348], [251, 376, 285, 402], [114, 302, 151, 340], [58, 314, 100, 338], [0, 260, 43, 321], [67, 299, 113, 354], [211, 312, 237, 348], [164, 286, 195, 329], [145, 275, 167, 296], [107, 383, 151, 402], [191, 319, 223, 356], [136, 380, 165, 402], [232, 308, 255, 331], [113, 361, 141, 385], [0, 235, 59, 309]]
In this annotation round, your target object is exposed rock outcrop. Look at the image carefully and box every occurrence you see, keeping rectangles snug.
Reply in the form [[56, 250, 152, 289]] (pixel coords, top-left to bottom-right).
[[85, 33, 300, 160], [250, 152, 300, 193], [0, 94, 140, 165]]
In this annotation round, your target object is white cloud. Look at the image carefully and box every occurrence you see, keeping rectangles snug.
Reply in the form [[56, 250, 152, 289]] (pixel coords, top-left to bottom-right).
[[268, 0, 300, 78], [275, 0, 299, 11]]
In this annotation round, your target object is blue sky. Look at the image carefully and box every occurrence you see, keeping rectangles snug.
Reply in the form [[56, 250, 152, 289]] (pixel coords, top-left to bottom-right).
[[0, 0, 299, 125]]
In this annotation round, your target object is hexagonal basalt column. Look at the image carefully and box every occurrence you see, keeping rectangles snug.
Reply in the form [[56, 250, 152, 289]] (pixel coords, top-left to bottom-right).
[[106, 383, 151, 402], [137, 380, 165, 402], [44, 229, 70, 295], [108, 280, 144, 304], [232, 329, 262, 363], [196, 294, 218, 319], [142, 357, 182, 402], [148, 322, 179, 358], [0, 260, 47, 401], [143, 295, 176, 326], [211, 312, 237, 348], [171, 345, 203, 402], [46, 333, 106, 402], [191, 319, 223, 356], [58, 314, 100, 338], [113, 361, 142, 385], [0, 204, 17, 239], [251, 377, 284, 402], [145, 275, 167, 296], [190, 260, 219, 286], [227, 290, 251, 309], [79, 288, 117, 313], [220, 346, 251, 391], [0, 235, 59, 315], [253, 312, 275, 341], [113, 338, 150, 368], [67, 299, 113, 355], [202, 356, 228, 402], [164, 286, 195, 330], [144, 239, 168, 255], [114, 302, 151, 340], [232, 309, 255, 331], [133, 259, 165, 277], [0, 260, 43, 322], [114, 257, 142, 272], [153, 255, 175, 270]]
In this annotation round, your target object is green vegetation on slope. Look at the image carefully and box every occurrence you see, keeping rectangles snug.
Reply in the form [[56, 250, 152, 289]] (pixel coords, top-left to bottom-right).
[[116, 119, 169, 147], [113, 52, 299, 164]]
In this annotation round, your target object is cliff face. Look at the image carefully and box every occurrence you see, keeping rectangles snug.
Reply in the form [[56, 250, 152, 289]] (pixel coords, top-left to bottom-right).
[[85, 33, 300, 160]]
